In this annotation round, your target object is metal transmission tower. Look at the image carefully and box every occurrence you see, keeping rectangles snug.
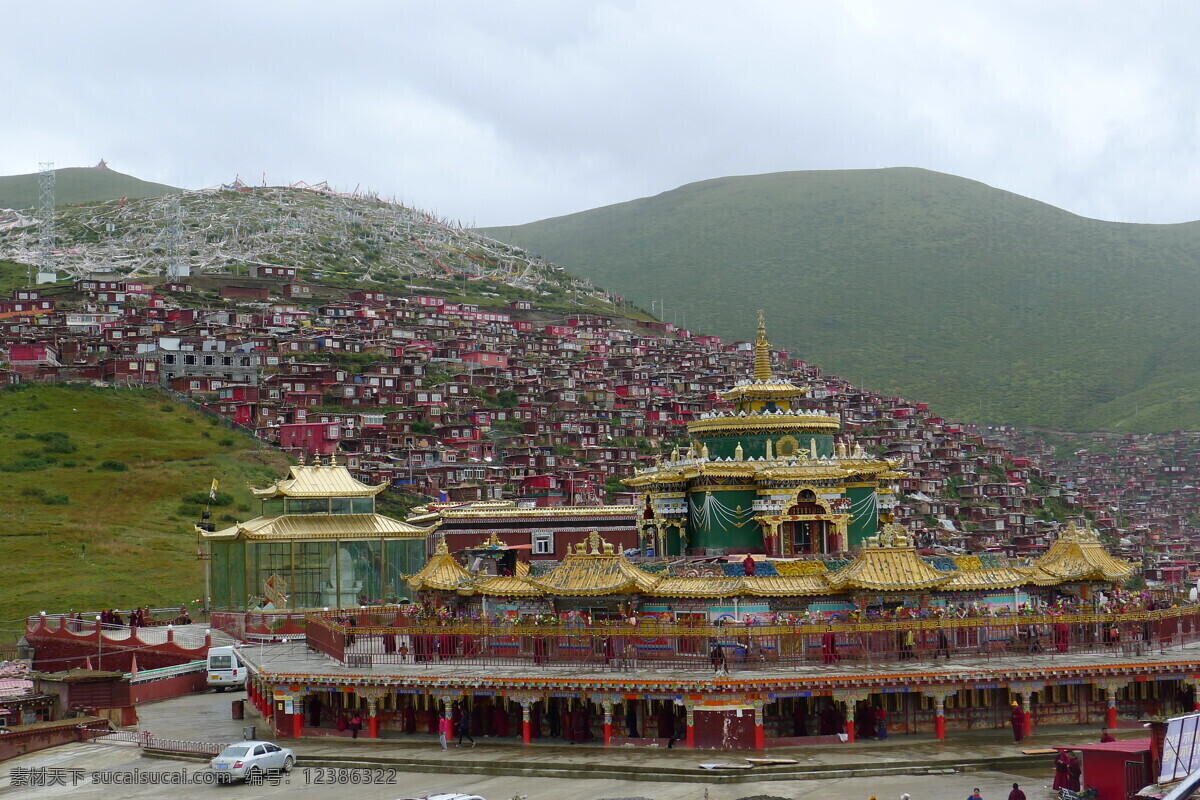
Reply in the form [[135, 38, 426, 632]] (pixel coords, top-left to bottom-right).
[[163, 195, 189, 278], [36, 162, 57, 284]]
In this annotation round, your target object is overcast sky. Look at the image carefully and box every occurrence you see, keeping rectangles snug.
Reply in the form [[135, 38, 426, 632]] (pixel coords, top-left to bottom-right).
[[3, 1, 1198, 226]]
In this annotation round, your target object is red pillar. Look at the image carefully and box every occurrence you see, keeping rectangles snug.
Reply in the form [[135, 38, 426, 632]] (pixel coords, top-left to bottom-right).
[[686, 717, 695, 749], [522, 718, 532, 744], [1023, 700, 1034, 738], [935, 710, 946, 741], [844, 703, 856, 744], [603, 720, 613, 745], [754, 719, 765, 750], [1107, 704, 1118, 729], [292, 710, 303, 739], [369, 713, 380, 739]]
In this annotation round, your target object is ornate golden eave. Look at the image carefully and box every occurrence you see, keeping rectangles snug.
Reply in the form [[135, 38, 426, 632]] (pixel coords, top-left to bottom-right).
[[687, 413, 841, 436], [200, 513, 433, 541]]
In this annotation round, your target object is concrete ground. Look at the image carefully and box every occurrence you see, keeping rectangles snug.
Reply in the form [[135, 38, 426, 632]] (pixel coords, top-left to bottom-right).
[[0, 688, 1128, 799]]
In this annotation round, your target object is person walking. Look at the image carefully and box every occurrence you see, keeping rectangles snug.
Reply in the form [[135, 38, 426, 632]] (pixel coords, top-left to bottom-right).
[[1007, 782, 1026, 800], [438, 713, 451, 750], [666, 710, 686, 749], [936, 627, 951, 659], [1053, 748, 1071, 791], [1100, 726, 1116, 742], [1010, 702, 1026, 743], [966, 788, 983, 800], [349, 713, 362, 739], [875, 703, 888, 740], [456, 703, 476, 747]]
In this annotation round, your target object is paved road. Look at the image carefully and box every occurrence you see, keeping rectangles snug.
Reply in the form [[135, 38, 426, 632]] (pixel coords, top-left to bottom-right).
[[0, 742, 1049, 800]]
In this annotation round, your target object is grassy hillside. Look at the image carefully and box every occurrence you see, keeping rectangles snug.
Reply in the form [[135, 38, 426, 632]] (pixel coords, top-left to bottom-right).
[[0, 167, 179, 211], [484, 168, 1200, 432], [0, 385, 288, 644]]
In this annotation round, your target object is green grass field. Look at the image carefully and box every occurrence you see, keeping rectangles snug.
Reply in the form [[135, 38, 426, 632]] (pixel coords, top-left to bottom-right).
[[484, 168, 1200, 432], [0, 167, 179, 210], [0, 385, 288, 644]]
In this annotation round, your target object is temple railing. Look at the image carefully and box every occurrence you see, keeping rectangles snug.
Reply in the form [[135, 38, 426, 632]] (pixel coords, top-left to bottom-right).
[[301, 606, 1200, 671]]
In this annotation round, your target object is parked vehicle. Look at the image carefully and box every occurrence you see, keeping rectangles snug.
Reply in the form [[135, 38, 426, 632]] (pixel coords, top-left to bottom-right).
[[209, 740, 294, 783], [206, 645, 245, 691]]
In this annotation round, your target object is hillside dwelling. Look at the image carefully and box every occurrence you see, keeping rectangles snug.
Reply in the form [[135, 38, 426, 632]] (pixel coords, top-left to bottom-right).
[[509, 299, 533, 311], [282, 283, 313, 299], [162, 281, 193, 293], [279, 421, 341, 456], [7, 343, 60, 365], [219, 285, 271, 301], [249, 265, 298, 281], [349, 290, 388, 307]]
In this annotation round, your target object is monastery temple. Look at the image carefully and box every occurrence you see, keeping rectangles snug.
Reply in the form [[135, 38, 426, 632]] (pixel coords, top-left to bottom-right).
[[195, 316, 1200, 750]]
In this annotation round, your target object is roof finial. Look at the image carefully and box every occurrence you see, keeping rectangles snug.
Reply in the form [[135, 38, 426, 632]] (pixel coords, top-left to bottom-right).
[[297, 450, 306, 466], [753, 310, 772, 382], [329, 450, 338, 467]]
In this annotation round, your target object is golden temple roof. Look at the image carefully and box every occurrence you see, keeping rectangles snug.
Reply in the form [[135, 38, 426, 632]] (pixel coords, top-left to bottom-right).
[[528, 533, 660, 597], [405, 524, 1135, 600], [1025, 522, 1136, 585], [468, 574, 545, 597], [407, 536, 471, 592], [250, 463, 388, 499], [940, 567, 1030, 591], [201, 513, 432, 541], [826, 546, 952, 591]]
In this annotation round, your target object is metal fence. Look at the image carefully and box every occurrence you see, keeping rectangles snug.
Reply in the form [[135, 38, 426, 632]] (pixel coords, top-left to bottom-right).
[[84, 728, 228, 755], [304, 607, 1200, 671]]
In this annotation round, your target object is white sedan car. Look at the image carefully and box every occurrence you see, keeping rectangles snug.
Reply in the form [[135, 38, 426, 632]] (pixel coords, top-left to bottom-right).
[[209, 740, 295, 783]]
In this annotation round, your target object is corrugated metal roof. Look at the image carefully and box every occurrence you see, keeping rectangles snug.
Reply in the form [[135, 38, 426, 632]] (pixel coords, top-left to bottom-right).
[[202, 513, 431, 541], [250, 464, 388, 499]]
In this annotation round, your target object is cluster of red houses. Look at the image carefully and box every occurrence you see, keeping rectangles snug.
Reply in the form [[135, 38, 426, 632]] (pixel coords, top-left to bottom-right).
[[1, 275, 1197, 578]]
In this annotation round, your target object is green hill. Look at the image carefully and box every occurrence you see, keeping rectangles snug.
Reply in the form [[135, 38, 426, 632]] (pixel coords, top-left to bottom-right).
[[0, 166, 179, 210], [483, 168, 1200, 432], [0, 385, 287, 642]]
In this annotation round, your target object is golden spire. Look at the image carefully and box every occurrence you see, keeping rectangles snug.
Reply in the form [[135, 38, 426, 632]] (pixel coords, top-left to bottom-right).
[[753, 310, 772, 382]]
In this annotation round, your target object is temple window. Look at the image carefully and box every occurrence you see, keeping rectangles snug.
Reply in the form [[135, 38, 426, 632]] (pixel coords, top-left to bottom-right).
[[330, 498, 352, 514], [285, 497, 330, 514], [533, 532, 554, 555], [350, 497, 374, 514], [261, 498, 284, 516]]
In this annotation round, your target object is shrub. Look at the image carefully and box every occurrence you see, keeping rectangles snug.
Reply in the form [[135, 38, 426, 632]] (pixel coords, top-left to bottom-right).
[[97, 460, 128, 472], [19, 487, 45, 498], [12, 432, 31, 439], [61, 460, 77, 468], [40, 494, 70, 506], [180, 491, 234, 507], [160, 404, 175, 412], [0, 457, 51, 472], [218, 438, 235, 447], [35, 431, 77, 454]]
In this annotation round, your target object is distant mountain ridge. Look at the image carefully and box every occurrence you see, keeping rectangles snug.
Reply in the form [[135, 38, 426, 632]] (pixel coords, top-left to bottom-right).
[[0, 165, 179, 210], [482, 167, 1200, 432]]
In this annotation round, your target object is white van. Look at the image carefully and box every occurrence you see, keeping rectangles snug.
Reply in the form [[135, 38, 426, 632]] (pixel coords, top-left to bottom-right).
[[206, 646, 246, 692]]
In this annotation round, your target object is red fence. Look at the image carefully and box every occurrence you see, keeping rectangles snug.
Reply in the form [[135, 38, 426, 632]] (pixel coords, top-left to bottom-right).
[[303, 608, 1200, 672]]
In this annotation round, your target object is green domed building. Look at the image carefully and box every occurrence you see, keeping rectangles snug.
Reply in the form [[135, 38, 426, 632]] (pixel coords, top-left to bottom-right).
[[624, 313, 902, 557]]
